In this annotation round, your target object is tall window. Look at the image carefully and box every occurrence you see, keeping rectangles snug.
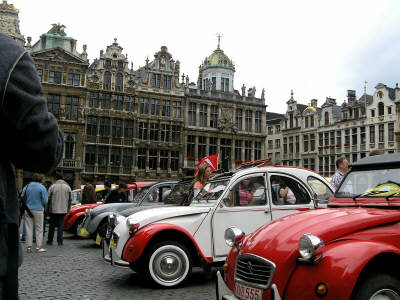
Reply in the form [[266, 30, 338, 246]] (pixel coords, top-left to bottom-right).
[[67, 71, 80, 86], [379, 124, 385, 143], [187, 135, 195, 157], [304, 135, 309, 152], [210, 105, 218, 128], [150, 123, 159, 141], [198, 136, 206, 159], [295, 136, 300, 153], [65, 96, 79, 120], [245, 141, 252, 161], [97, 146, 109, 166], [324, 112, 329, 126], [151, 74, 161, 88], [161, 124, 170, 142], [99, 117, 110, 137], [188, 103, 196, 126], [171, 151, 179, 171], [47, 94, 60, 118], [275, 139, 281, 149], [211, 77, 216, 90], [64, 134, 75, 159], [151, 99, 160, 115], [378, 102, 384, 116], [199, 104, 208, 127], [352, 128, 357, 145], [149, 149, 157, 170], [125, 96, 135, 112], [221, 78, 229, 92], [37, 68, 43, 82], [336, 131, 341, 145], [124, 119, 134, 139], [89, 92, 99, 108], [112, 119, 123, 138], [255, 111, 262, 133], [310, 115, 314, 127], [245, 110, 252, 132], [100, 93, 111, 109], [139, 122, 148, 140], [163, 75, 172, 89], [172, 125, 180, 143], [49, 70, 62, 84], [86, 116, 98, 136], [254, 142, 261, 160], [305, 116, 309, 128], [103, 71, 111, 90], [137, 148, 146, 169], [162, 100, 171, 117], [110, 147, 121, 166], [173, 101, 181, 118], [160, 150, 168, 170], [209, 137, 217, 155], [345, 129, 350, 145], [85, 145, 96, 165], [235, 109, 243, 131], [369, 126, 375, 144], [310, 134, 315, 151], [123, 148, 133, 167], [115, 73, 123, 91], [283, 137, 287, 154], [113, 95, 124, 111], [139, 98, 149, 114], [388, 122, 394, 142], [360, 127, 366, 144], [235, 140, 242, 161], [330, 131, 335, 145]]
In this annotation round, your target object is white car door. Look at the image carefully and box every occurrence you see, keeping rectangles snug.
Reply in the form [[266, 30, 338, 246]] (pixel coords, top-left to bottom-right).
[[211, 173, 271, 258], [268, 173, 314, 220]]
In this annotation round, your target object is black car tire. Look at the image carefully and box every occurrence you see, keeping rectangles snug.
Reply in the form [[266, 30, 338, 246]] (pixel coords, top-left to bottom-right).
[[353, 273, 400, 300]]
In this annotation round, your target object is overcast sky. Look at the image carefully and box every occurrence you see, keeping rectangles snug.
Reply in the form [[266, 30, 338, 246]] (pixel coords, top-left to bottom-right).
[[13, 0, 400, 113]]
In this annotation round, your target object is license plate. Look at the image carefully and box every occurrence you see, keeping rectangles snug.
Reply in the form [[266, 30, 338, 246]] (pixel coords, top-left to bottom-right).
[[78, 227, 89, 238], [95, 233, 102, 245], [235, 282, 262, 300]]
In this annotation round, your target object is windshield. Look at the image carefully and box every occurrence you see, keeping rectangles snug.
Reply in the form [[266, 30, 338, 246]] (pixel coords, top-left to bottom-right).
[[192, 180, 229, 205], [132, 185, 152, 203], [164, 179, 195, 205], [336, 168, 400, 198]]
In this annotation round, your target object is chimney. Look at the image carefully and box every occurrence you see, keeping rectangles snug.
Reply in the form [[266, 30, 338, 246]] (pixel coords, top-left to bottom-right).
[[347, 90, 356, 105]]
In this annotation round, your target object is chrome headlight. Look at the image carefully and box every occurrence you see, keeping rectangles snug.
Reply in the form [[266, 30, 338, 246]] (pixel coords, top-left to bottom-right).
[[224, 227, 245, 250], [298, 234, 324, 263], [126, 218, 140, 236]]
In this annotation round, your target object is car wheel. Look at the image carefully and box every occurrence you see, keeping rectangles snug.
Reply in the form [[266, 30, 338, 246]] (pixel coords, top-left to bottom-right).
[[146, 241, 192, 287], [97, 221, 108, 239], [354, 274, 400, 300]]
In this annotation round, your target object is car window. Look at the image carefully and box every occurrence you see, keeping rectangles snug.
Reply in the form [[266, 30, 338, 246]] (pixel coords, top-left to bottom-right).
[[194, 180, 229, 204], [307, 176, 333, 204], [270, 175, 310, 205], [225, 176, 266, 207]]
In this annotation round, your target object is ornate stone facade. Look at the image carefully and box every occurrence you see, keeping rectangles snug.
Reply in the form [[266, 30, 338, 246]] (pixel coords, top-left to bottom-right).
[[0, 0, 24, 45]]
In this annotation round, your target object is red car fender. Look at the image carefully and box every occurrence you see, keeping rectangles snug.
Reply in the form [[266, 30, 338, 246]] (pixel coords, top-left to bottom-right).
[[284, 240, 400, 300], [64, 211, 85, 230], [122, 223, 212, 263]]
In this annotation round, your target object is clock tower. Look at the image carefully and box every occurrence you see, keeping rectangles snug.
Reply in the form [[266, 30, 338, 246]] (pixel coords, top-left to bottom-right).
[[0, 1, 24, 46]]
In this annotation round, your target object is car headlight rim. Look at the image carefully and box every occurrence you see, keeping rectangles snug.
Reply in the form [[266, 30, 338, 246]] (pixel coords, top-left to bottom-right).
[[299, 234, 324, 262], [224, 227, 245, 249]]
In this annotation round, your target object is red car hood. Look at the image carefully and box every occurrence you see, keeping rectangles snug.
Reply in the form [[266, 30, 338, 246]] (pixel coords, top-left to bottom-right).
[[245, 208, 400, 255], [68, 203, 101, 215]]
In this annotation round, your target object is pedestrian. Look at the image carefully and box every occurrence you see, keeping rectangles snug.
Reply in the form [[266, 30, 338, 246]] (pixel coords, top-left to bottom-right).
[[20, 174, 48, 254], [81, 177, 97, 204], [101, 181, 112, 201], [193, 164, 212, 197], [105, 183, 128, 204], [331, 157, 349, 190], [0, 32, 63, 299], [47, 173, 71, 246]]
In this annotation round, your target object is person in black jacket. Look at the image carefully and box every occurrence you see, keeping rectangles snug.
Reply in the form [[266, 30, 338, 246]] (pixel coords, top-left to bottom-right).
[[0, 33, 63, 299], [105, 183, 128, 204]]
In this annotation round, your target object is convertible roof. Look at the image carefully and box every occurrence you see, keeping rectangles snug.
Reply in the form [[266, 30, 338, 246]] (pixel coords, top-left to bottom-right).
[[350, 153, 400, 170]]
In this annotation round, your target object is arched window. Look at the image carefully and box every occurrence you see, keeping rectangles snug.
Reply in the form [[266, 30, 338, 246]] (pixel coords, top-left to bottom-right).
[[115, 73, 123, 92], [64, 134, 75, 159], [324, 112, 329, 126], [377, 91, 383, 99], [103, 71, 111, 90], [378, 102, 384, 116]]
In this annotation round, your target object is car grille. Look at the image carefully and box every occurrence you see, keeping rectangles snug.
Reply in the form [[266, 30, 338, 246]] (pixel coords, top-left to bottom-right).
[[235, 254, 275, 289]]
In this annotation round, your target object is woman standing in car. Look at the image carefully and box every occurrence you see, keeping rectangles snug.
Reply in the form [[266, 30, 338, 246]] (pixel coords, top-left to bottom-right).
[[193, 164, 212, 197]]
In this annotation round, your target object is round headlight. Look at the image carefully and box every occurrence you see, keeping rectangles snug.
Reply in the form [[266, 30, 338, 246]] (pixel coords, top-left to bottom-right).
[[224, 227, 245, 248], [299, 234, 324, 262]]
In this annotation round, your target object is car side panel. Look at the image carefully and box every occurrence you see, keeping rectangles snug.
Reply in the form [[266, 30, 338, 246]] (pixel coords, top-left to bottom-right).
[[122, 221, 211, 263], [284, 240, 400, 300], [64, 211, 85, 230]]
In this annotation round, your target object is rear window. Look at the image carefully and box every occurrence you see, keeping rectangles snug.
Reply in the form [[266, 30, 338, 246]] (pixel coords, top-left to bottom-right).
[[336, 168, 400, 198]]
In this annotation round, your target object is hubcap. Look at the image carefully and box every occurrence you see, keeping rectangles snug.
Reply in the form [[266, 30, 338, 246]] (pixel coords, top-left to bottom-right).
[[152, 248, 187, 284], [370, 289, 400, 300]]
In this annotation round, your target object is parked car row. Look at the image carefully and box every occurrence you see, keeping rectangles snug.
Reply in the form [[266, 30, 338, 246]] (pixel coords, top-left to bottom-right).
[[71, 154, 400, 299]]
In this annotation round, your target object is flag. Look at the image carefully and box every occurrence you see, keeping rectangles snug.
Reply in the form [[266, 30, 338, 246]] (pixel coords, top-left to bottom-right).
[[194, 154, 219, 176]]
